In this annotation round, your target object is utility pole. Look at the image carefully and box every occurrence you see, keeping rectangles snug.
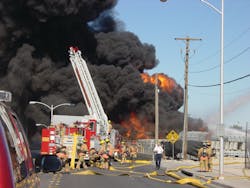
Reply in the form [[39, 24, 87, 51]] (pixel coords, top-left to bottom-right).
[[155, 73, 159, 144], [175, 36, 202, 160]]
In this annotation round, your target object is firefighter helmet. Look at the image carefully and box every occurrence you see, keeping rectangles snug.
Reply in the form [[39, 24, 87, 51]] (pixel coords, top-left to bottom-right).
[[105, 138, 110, 143], [100, 140, 105, 145]]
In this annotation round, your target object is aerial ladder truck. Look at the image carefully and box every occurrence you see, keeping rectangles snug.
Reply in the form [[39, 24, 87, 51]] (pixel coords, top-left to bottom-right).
[[36, 47, 118, 171], [68, 47, 113, 142]]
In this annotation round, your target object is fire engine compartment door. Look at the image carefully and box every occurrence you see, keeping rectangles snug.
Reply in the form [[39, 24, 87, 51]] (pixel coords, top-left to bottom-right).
[[41, 128, 56, 155]]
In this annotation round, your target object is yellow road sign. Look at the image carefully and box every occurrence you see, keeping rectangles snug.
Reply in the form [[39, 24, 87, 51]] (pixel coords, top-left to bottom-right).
[[166, 130, 179, 144]]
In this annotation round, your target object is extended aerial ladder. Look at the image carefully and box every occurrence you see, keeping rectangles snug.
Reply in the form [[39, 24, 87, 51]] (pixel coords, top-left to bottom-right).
[[68, 47, 109, 139]]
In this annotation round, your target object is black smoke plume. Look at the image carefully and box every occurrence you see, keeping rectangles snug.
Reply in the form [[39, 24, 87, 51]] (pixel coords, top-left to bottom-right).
[[0, 0, 206, 141]]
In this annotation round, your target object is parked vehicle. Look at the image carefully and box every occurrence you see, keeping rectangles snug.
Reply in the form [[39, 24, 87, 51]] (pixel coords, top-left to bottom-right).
[[0, 90, 40, 188]]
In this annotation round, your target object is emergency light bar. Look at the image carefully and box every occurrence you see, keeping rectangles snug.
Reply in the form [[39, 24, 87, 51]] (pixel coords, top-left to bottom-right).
[[0, 90, 12, 102]]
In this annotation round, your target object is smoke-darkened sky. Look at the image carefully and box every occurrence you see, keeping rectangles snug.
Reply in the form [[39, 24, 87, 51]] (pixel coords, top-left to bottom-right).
[[0, 0, 206, 140]]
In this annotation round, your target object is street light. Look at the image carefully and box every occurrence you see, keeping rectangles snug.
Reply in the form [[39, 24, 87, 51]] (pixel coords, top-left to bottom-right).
[[160, 0, 225, 179], [29, 101, 75, 125], [200, 0, 225, 180], [35, 123, 49, 128]]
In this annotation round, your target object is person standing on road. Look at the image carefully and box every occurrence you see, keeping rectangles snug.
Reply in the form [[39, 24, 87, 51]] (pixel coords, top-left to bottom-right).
[[129, 143, 138, 167], [98, 140, 109, 169], [56, 146, 70, 172], [153, 142, 164, 170], [105, 138, 114, 168], [198, 143, 209, 172], [120, 141, 128, 164], [206, 140, 214, 172], [76, 139, 88, 170]]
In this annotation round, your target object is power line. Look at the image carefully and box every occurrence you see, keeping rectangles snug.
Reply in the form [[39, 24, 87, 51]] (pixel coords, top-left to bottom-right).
[[189, 73, 250, 88], [190, 46, 250, 74], [191, 26, 250, 66], [224, 27, 250, 49]]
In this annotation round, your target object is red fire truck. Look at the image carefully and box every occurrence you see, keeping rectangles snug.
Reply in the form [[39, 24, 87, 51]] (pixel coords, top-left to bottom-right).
[[36, 47, 119, 171]]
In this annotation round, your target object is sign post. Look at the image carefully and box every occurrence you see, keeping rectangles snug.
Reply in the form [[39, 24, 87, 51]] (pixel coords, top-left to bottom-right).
[[172, 142, 175, 160], [166, 130, 179, 160]]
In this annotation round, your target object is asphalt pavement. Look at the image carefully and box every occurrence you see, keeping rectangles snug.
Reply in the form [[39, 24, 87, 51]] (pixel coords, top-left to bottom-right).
[[38, 160, 194, 188], [37, 157, 250, 188], [160, 157, 250, 188]]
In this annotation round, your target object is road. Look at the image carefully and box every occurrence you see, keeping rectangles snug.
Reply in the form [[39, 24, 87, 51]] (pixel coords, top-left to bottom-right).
[[38, 161, 194, 188]]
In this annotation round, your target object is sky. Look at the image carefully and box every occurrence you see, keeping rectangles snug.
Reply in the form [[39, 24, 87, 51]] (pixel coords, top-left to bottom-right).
[[114, 0, 250, 129]]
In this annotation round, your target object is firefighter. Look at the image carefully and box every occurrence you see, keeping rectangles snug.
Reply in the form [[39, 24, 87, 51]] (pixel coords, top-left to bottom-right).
[[59, 123, 66, 136], [93, 141, 105, 168], [206, 140, 214, 172], [105, 138, 114, 168], [98, 140, 109, 169], [76, 139, 88, 170], [89, 148, 99, 167], [105, 138, 114, 156], [129, 143, 138, 167], [198, 143, 209, 172], [56, 146, 69, 172], [120, 141, 128, 164]]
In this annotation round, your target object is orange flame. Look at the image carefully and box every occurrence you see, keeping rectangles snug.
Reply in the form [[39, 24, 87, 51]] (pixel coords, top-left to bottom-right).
[[120, 112, 152, 139], [141, 73, 176, 93]]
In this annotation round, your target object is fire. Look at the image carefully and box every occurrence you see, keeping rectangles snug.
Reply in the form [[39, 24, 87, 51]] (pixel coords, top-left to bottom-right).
[[141, 73, 176, 93], [120, 112, 151, 139]]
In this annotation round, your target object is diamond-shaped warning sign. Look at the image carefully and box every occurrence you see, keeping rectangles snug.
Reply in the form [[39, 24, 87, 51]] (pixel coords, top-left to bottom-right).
[[166, 130, 179, 144]]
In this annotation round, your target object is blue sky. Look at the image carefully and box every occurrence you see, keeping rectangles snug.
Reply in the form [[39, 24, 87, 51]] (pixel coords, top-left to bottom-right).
[[114, 0, 250, 129]]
